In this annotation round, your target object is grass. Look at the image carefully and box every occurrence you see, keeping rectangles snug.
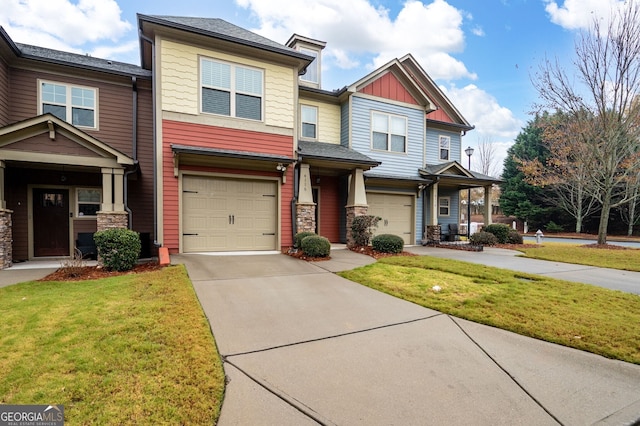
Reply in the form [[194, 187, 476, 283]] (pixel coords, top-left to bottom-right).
[[0, 265, 225, 425], [516, 244, 640, 272], [339, 255, 640, 364]]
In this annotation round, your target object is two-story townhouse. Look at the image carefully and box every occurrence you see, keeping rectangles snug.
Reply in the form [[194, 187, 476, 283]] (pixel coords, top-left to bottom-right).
[[0, 27, 155, 269]]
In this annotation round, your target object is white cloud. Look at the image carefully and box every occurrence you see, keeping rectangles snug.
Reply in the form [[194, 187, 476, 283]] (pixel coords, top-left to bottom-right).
[[0, 0, 131, 52], [471, 26, 485, 36], [236, 0, 476, 81], [544, 0, 627, 30]]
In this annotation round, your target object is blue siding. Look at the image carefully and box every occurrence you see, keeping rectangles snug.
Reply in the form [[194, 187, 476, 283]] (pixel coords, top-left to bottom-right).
[[437, 188, 460, 228], [425, 128, 462, 164], [352, 96, 424, 177], [340, 103, 349, 147]]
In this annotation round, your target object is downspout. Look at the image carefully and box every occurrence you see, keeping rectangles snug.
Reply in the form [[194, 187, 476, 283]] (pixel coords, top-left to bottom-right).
[[139, 30, 159, 248], [124, 76, 139, 230]]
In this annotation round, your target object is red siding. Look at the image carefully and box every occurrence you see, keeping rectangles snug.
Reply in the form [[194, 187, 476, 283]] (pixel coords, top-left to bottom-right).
[[359, 72, 419, 105], [161, 120, 295, 252], [316, 176, 341, 242], [426, 108, 455, 124]]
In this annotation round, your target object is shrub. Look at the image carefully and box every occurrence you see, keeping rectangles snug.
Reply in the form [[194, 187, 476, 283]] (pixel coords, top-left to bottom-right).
[[506, 229, 523, 244], [483, 223, 511, 244], [301, 235, 331, 257], [469, 231, 498, 246], [372, 234, 404, 254], [350, 215, 381, 246], [546, 221, 564, 233], [294, 231, 316, 248], [94, 228, 141, 271]]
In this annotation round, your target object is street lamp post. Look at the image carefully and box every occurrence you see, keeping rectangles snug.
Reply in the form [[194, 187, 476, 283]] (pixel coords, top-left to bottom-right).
[[465, 146, 474, 240]]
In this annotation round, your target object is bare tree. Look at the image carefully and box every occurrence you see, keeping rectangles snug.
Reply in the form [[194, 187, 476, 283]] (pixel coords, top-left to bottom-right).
[[475, 136, 500, 178], [532, 1, 640, 244]]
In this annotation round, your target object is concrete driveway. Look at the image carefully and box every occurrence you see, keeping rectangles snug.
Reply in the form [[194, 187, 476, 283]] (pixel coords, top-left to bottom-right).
[[174, 250, 640, 425]]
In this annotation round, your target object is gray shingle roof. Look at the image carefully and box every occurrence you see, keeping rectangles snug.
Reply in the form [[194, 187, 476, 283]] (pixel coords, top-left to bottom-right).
[[141, 15, 313, 62], [421, 162, 501, 183], [298, 141, 380, 166], [363, 172, 431, 182], [15, 43, 151, 78], [171, 144, 294, 163]]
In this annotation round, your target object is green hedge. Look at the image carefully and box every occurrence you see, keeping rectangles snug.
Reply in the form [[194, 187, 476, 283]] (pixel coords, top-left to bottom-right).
[[301, 235, 331, 258], [506, 229, 523, 244], [469, 231, 498, 246], [294, 231, 316, 248], [372, 234, 404, 254], [351, 215, 381, 246], [483, 224, 511, 244], [94, 228, 141, 271]]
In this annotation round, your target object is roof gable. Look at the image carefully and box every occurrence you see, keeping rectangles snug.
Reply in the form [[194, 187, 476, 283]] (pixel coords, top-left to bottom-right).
[[359, 72, 419, 105]]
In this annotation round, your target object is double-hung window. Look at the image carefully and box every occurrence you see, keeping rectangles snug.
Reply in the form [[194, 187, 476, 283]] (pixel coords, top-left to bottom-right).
[[301, 105, 318, 139], [299, 48, 319, 85], [439, 197, 450, 216], [77, 188, 101, 217], [372, 112, 406, 153], [201, 58, 263, 121], [40, 81, 97, 128], [439, 135, 450, 161]]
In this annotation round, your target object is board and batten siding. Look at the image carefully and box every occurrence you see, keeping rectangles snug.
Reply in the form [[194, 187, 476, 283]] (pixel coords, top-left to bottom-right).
[[425, 128, 462, 165], [160, 39, 296, 130], [298, 98, 341, 144], [351, 95, 425, 177]]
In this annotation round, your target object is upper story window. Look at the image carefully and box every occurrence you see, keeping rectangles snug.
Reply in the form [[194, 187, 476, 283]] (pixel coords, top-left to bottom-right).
[[300, 48, 319, 85], [201, 58, 263, 121], [372, 112, 407, 153], [439, 135, 451, 161], [301, 105, 318, 139], [40, 81, 97, 128]]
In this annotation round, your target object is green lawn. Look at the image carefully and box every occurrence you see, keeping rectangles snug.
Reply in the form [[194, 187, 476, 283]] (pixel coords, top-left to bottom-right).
[[339, 256, 640, 364], [516, 244, 640, 272], [0, 265, 225, 425]]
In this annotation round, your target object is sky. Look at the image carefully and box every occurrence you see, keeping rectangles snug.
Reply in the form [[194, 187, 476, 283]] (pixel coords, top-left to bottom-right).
[[0, 0, 630, 174]]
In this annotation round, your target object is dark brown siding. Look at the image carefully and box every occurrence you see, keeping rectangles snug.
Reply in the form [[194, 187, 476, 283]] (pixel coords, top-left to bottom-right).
[[0, 58, 9, 126], [6, 133, 101, 157]]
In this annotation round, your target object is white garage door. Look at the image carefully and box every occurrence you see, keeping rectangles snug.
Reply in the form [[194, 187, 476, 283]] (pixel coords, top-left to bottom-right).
[[367, 192, 414, 245], [182, 176, 278, 252]]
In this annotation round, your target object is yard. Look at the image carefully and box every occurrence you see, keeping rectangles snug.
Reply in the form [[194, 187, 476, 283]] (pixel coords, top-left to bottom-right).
[[0, 265, 225, 424], [516, 243, 640, 272]]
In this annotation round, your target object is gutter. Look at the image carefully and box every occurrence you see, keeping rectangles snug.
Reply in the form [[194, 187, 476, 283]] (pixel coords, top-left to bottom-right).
[[124, 76, 138, 230]]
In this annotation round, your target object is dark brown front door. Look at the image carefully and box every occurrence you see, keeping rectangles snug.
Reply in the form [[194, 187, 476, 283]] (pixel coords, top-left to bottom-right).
[[33, 188, 70, 257]]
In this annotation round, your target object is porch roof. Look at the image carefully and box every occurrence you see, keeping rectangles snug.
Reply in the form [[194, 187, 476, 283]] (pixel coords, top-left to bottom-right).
[[298, 141, 380, 171], [420, 161, 501, 188]]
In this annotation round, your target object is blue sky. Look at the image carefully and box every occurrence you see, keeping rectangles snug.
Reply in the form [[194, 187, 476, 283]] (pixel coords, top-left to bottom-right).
[[0, 0, 627, 173]]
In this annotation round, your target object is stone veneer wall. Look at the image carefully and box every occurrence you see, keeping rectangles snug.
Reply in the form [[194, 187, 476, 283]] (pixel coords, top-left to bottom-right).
[[97, 211, 129, 231], [0, 209, 12, 270], [296, 203, 316, 234], [425, 225, 441, 244], [345, 205, 368, 248]]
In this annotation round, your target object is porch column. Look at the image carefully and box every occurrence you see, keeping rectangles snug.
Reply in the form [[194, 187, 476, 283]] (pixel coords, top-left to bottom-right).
[[484, 185, 493, 226], [0, 161, 5, 210], [101, 168, 113, 212], [345, 168, 368, 247], [97, 167, 128, 231], [113, 168, 125, 212], [424, 182, 441, 243], [296, 164, 316, 234]]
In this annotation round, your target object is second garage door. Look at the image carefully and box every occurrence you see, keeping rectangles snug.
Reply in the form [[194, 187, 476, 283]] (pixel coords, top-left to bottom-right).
[[367, 192, 414, 245], [182, 176, 278, 252]]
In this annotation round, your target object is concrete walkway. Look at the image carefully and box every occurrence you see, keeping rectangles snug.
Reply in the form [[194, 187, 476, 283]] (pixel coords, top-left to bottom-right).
[[174, 249, 640, 425]]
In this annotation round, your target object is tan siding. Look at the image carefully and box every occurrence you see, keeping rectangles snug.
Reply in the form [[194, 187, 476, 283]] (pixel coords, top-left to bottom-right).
[[160, 39, 295, 129], [299, 98, 341, 144], [0, 59, 9, 126]]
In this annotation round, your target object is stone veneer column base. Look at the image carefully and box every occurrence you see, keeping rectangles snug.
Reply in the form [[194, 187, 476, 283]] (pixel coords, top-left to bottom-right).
[[296, 203, 316, 235], [97, 211, 129, 231], [0, 209, 13, 270], [425, 225, 441, 244], [345, 205, 369, 248]]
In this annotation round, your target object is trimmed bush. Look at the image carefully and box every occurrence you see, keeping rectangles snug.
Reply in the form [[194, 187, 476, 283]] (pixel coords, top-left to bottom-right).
[[294, 231, 316, 248], [546, 221, 564, 233], [372, 234, 404, 254], [469, 231, 498, 246], [301, 235, 331, 258], [506, 229, 523, 244], [94, 228, 141, 271], [351, 215, 381, 247], [483, 223, 511, 244]]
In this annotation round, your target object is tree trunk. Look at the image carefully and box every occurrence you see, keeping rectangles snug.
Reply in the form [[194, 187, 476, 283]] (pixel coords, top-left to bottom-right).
[[597, 199, 611, 244], [575, 215, 582, 234], [628, 199, 637, 236]]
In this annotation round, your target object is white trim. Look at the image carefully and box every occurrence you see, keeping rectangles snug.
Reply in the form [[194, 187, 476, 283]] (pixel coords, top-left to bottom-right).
[[370, 110, 408, 154], [439, 135, 451, 161], [38, 79, 98, 130], [438, 196, 451, 217], [300, 104, 318, 140]]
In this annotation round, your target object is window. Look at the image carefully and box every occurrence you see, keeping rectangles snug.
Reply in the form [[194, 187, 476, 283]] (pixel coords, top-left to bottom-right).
[[439, 135, 450, 161], [301, 105, 317, 139], [40, 81, 97, 128], [77, 188, 101, 217], [439, 197, 450, 216], [300, 48, 318, 84], [372, 112, 407, 153], [201, 58, 263, 120]]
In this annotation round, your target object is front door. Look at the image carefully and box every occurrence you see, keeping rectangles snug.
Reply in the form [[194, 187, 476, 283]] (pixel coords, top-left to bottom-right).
[[33, 188, 70, 257]]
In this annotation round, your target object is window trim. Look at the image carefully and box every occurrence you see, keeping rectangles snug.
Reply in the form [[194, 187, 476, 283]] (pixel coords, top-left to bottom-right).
[[300, 104, 318, 140], [299, 47, 319, 84], [371, 111, 407, 153], [439, 135, 451, 161], [38, 79, 98, 129], [200, 57, 264, 121], [438, 196, 451, 217], [76, 187, 102, 218]]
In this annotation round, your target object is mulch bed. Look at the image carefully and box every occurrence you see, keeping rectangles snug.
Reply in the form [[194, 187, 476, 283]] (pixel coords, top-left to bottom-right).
[[39, 262, 166, 282]]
